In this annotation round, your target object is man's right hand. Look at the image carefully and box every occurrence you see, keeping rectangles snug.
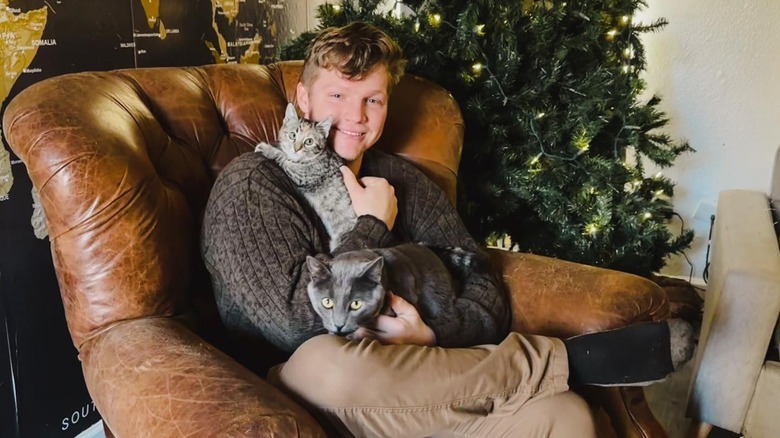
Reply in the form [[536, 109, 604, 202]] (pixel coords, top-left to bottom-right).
[[340, 166, 398, 230]]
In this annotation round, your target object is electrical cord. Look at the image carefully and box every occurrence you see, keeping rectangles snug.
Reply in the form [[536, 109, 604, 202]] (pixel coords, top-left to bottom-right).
[[671, 212, 695, 283], [702, 214, 715, 284]]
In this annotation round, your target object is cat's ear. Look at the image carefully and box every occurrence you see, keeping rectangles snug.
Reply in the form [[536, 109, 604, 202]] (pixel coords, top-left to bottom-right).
[[306, 255, 331, 281], [317, 115, 333, 136], [359, 257, 384, 284], [283, 103, 298, 125]]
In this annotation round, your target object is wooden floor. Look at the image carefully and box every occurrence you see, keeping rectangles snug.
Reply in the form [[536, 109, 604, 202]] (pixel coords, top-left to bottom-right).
[[645, 355, 697, 438]]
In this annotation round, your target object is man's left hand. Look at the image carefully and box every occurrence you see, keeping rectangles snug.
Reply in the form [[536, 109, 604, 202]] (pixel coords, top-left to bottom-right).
[[348, 292, 436, 346]]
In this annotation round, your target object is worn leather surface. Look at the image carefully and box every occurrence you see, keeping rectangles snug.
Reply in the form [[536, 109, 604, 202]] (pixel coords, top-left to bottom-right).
[[81, 318, 324, 437], [3, 61, 667, 437]]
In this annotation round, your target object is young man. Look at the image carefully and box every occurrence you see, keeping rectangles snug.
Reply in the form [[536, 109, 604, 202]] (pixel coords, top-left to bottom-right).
[[201, 22, 692, 437]]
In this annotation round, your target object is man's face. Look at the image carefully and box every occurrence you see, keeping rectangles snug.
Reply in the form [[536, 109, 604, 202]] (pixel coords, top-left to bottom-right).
[[296, 65, 390, 163]]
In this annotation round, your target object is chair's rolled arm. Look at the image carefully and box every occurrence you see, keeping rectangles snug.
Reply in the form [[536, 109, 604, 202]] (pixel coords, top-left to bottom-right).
[[79, 317, 325, 437], [488, 249, 669, 338], [686, 190, 780, 432]]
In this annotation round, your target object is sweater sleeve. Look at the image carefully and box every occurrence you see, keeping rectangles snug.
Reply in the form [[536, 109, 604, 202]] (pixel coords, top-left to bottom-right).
[[200, 153, 394, 353], [367, 152, 511, 347]]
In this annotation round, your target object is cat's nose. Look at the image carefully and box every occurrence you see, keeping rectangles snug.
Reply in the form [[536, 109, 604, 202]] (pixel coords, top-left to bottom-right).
[[334, 324, 344, 334]]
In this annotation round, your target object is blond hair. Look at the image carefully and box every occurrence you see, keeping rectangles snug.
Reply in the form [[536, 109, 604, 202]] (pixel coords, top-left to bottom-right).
[[301, 22, 407, 92]]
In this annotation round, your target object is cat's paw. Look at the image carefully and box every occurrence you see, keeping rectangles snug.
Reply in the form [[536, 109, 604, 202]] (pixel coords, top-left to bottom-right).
[[254, 142, 274, 155]]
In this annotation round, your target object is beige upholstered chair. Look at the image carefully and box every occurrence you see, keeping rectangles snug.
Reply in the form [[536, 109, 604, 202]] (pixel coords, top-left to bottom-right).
[[686, 148, 780, 438]]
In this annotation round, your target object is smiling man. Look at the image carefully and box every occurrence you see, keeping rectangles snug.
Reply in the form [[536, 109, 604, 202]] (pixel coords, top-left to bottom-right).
[[202, 22, 691, 438]]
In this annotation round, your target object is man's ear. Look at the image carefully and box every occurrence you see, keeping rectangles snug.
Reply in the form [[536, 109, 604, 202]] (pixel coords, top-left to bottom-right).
[[296, 82, 310, 118]]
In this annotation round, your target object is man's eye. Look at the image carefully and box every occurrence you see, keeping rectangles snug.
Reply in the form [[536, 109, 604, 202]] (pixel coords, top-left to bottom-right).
[[304, 138, 315, 146], [368, 98, 382, 105], [349, 300, 363, 311], [322, 298, 334, 309], [330, 93, 342, 99]]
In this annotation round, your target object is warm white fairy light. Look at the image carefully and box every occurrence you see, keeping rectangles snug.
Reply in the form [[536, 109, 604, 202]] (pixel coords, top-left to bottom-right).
[[654, 171, 663, 179], [606, 29, 618, 39], [332, 3, 341, 12], [585, 223, 599, 237], [530, 153, 542, 165], [429, 13, 442, 26], [471, 62, 483, 74], [535, 112, 546, 119], [624, 179, 643, 193], [474, 24, 485, 36], [622, 65, 630, 74], [621, 15, 631, 25], [643, 212, 653, 220]]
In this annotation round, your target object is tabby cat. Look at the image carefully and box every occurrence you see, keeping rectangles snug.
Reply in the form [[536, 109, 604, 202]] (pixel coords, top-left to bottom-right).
[[255, 103, 356, 251]]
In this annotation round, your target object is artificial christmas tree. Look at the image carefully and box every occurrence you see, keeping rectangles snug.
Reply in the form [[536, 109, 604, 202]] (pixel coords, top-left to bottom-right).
[[282, 0, 694, 276]]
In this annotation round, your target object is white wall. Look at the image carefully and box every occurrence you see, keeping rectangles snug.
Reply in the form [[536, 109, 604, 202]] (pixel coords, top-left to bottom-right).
[[637, 0, 780, 281]]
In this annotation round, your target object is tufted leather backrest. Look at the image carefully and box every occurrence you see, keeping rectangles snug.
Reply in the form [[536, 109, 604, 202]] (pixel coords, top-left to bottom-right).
[[2, 61, 464, 350]]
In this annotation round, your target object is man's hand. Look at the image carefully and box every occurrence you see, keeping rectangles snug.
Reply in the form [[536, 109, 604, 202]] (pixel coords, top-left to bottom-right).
[[348, 292, 436, 346], [340, 166, 398, 230]]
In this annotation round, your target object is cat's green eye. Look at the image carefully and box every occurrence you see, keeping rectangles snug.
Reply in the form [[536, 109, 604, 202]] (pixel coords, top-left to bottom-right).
[[321, 297, 334, 309], [304, 138, 315, 147], [349, 300, 363, 311]]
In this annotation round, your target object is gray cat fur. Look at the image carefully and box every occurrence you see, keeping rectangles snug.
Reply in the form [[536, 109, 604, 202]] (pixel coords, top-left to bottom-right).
[[306, 243, 466, 337], [255, 103, 357, 251]]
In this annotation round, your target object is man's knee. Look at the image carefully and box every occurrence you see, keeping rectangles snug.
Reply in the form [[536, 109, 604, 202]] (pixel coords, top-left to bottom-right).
[[272, 335, 378, 407], [546, 392, 597, 438]]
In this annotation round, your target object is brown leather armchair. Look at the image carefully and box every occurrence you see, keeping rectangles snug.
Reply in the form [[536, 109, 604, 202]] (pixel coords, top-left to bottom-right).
[[3, 61, 670, 437]]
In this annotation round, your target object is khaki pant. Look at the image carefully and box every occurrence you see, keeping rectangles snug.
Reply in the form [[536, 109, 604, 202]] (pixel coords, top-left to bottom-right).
[[268, 333, 597, 438]]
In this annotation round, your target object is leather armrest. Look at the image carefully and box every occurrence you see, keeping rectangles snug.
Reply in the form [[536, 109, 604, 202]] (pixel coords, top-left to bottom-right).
[[79, 317, 325, 437], [488, 249, 670, 437], [488, 249, 670, 338], [687, 190, 780, 432]]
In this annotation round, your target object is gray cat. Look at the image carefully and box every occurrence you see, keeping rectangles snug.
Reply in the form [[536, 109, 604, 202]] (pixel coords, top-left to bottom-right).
[[255, 103, 357, 251], [306, 243, 476, 336]]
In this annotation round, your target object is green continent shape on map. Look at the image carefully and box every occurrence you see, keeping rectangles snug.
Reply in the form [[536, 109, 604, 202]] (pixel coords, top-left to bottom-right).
[[1, 0, 48, 198]]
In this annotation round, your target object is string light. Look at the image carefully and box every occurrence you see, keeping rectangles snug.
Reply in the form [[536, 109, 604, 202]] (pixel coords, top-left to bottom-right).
[[584, 223, 599, 237], [474, 24, 485, 36], [623, 47, 634, 58], [622, 65, 630, 74], [654, 171, 663, 179], [429, 13, 442, 26], [530, 153, 542, 165], [535, 112, 546, 119], [471, 62, 483, 74], [606, 29, 618, 40], [642, 212, 653, 220], [332, 3, 342, 13], [414, 20, 420, 32], [574, 129, 591, 152], [621, 15, 631, 25], [624, 179, 642, 193]]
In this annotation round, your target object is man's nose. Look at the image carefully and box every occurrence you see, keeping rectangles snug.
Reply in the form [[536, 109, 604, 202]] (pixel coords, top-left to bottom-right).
[[344, 101, 366, 123]]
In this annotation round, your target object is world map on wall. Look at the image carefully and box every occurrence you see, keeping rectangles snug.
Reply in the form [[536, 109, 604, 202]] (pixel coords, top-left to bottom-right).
[[0, 0, 297, 238]]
